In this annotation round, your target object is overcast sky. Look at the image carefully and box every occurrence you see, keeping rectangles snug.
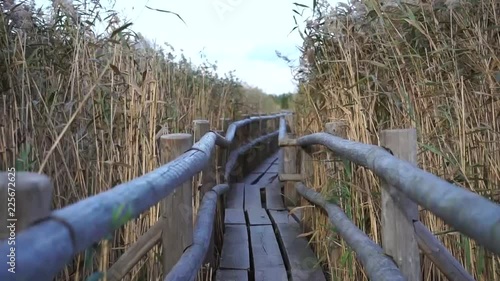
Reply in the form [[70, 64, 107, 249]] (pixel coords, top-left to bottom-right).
[[35, 0, 342, 95]]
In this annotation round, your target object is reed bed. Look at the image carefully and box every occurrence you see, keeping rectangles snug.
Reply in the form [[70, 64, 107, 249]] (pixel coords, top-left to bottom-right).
[[0, 1, 277, 280], [293, 0, 500, 280]]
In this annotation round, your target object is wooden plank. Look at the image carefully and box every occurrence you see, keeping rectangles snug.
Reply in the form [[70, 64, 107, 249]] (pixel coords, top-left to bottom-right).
[[216, 269, 248, 281], [255, 173, 279, 185], [264, 162, 279, 173], [225, 208, 246, 225], [107, 220, 163, 281], [243, 173, 261, 184], [249, 225, 287, 280], [380, 129, 420, 281], [262, 154, 279, 164], [265, 180, 285, 210], [253, 161, 273, 173], [269, 211, 326, 281], [226, 183, 245, 209], [244, 185, 262, 210], [247, 208, 271, 225], [287, 207, 302, 224], [252, 161, 279, 173], [269, 210, 296, 224], [254, 268, 288, 281], [220, 225, 250, 270]]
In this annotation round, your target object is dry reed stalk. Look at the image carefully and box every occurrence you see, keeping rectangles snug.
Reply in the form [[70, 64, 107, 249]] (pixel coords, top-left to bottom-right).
[[292, 0, 500, 280], [0, 1, 279, 280]]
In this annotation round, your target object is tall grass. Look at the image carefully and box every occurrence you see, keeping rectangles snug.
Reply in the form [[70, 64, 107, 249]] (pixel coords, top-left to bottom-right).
[[0, 1, 275, 280], [293, 0, 500, 280]]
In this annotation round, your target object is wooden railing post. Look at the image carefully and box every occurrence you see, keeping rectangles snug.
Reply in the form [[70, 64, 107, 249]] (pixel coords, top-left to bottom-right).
[[159, 133, 194, 277], [260, 118, 269, 158], [380, 128, 421, 281], [300, 143, 315, 229], [248, 120, 260, 172], [233, 115, 249, 181], [0, 172, 52, 239], [270, 117, 279, 153], [193, 120, 214, 197], [285, 112, 294, 133], [217, 118, 231, 184], [325, 120, 348, 181], [283, 133, 299, 206], [193, 120, 216, 268]]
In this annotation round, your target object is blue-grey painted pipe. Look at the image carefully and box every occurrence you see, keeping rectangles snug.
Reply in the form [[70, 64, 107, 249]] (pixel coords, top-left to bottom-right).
[[296, 132, 500, 255], [0, 113, 285, 281], [296, 182, 406, 281]]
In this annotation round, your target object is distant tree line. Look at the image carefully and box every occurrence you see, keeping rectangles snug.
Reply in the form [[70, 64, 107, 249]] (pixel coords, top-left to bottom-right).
[[273, 93, 295, 109]]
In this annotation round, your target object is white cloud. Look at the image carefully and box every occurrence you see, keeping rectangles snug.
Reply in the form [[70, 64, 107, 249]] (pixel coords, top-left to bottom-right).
[[35, 0, 344, 95]]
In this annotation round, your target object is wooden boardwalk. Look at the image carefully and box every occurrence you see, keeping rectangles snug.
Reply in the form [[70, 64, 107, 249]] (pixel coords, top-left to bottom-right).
[[217, 151, 326, 281], [4, 113, 496, 281]]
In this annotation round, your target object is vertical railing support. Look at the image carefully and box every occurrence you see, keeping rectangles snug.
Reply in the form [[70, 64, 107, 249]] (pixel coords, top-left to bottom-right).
[[380, 128, 421, 281], [193, 120, 214, 197], [261, 118, 269, 157], [325, 120, 348, 186], [271, 117, 280, 151], [324, 120, 348, 269], [248, 120, 260, 172], [193, 120, 216, 268], [0, 172, 53, 239], [159, 133, 194, 277], [217, 118, 231, 184], [283, 133, 299, 206], [285, 112, 294, 133], [233, 115, 250, 181], [300, 142, 315, 229]]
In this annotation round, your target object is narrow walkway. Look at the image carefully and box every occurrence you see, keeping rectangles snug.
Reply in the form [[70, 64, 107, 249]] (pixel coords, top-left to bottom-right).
[[216, 151, 326, 281]]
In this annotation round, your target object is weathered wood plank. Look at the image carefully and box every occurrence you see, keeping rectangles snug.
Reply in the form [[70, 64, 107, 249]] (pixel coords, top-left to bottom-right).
[[380, 129, 420, 281], [107, 220, 163, 281], [224, 208, 246, 225], [282, 132, 299, 206], [220, 225, 250, 270], [262, 155, 279, 164], [0, 172, 52, 239], [265, 163, 279, 173], [159, 133, 194, 275], [249, 225, 287, 281], [269, 211, 326, 281], [259, 172, 279, 185], [265, 179, 285, 210], [287, 207, 302, 224], [246, 172, 279, 186], [253, 161, 273, 173], [254, 268, 288, 281], [216, 269, 248, 281], [244, 185, 262, 210], [269, 210, 296, 224], [256, 161, 279, 173], [243, 173, 261, 184], [226, 183, 245, 209], [247, 208, 271, 225]]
